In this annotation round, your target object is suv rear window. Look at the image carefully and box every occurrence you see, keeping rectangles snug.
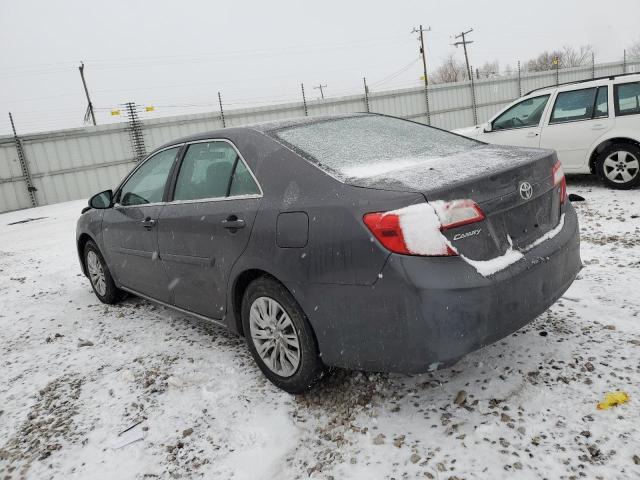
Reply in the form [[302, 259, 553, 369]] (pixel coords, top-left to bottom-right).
[[274, 116, 480, 179], [615, 82, 640, 116]]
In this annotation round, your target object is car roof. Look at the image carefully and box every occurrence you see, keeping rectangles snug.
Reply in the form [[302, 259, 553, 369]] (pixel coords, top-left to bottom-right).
[[524, 72, 640, 97], [154, 113, 368, 153]]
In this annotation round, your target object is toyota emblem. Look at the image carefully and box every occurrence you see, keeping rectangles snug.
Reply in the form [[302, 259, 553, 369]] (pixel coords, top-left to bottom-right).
[[519, 181, 533, 200]]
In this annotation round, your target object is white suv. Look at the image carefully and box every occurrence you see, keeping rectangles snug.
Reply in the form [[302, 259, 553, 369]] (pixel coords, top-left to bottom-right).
[[454, 73, 640, 189]]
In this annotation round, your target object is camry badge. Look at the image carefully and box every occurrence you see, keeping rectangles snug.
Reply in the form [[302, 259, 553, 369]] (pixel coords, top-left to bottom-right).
[[519, 181, 533, 200]]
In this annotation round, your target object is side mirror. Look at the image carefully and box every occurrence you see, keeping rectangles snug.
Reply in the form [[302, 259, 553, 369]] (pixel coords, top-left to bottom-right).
[[483, 122, 493, 133], [89, 190, 113, 209]]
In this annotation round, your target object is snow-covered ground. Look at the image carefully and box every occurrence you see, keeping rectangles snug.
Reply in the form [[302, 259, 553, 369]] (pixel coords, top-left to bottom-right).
[[1, 177, 639, 480]]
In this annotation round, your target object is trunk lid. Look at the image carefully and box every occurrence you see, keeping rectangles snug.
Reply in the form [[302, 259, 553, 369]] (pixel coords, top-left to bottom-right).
[[347, 145, 563, 261]]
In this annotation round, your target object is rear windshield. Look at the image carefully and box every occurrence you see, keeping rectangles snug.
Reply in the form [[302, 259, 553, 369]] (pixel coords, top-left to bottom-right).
[[274, 115, 481, 179]]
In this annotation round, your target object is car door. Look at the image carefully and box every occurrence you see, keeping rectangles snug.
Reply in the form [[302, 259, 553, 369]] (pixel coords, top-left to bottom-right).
[[102, 146, 181, 302], [539, 85, 614, 173], [479, 94, 551, 148], [157, 140, 262, 319]]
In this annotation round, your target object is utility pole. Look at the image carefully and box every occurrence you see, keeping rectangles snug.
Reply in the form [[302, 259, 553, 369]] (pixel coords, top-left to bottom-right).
[[78, 62, 97, 126], [313, 84, 327, 100], [411, 24, 431, 125], [453, 29, 474, 81], [623, 49, 627, 73]]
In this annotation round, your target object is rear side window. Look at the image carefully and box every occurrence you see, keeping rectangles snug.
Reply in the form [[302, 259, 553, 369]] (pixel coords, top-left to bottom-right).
[[615, 82, 640, 116], [492, 95, 549, 130], [275, 115, 480, 179], [550, 88, 598, 124], [229, 159, 261, 196], [173, 141, 259, 201]]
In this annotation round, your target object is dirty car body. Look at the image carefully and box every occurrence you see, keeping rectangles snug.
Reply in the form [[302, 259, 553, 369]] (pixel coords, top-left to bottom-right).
[[76, 113, 581, 379]]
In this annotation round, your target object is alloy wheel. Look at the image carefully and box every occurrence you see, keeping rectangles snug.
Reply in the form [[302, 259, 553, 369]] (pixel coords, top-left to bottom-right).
[[603, 151, 639, 184], [249, 296, 301, 377], [86, 250, 107, 296]]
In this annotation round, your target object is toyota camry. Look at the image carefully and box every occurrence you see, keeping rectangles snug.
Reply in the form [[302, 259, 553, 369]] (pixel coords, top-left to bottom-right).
[[76, 113, 581, 393]]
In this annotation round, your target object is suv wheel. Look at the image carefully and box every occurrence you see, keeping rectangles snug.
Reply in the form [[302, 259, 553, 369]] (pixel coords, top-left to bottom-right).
[[596, 143, 640, 190], [241, 276, 325, 394], [84, 240, 123, 304]]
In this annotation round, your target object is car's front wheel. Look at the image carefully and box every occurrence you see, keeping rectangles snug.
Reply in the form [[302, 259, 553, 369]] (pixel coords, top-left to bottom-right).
[[596, 143, 640, 190], [84, 240, 123, 304], [241, 276, 325, 394]]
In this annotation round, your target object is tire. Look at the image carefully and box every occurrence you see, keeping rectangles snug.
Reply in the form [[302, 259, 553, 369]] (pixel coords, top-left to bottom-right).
[[84, 240, 123, 304], [595, 143, 640, 190], [241, 276, 325, 394]]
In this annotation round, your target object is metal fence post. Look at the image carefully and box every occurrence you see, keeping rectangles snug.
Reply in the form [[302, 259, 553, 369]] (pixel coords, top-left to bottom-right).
[[517, 61, 522, 97], [8, 112, 38, 208], [124, 102, 147, 162], [301, 83, 308, 116], [363, 77, 370, 113], [469, 65, 478, 125], [218, 91, 226, 128]]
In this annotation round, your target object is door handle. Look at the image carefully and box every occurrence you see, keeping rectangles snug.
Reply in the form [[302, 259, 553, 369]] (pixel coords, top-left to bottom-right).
[[526, 132, 539, 138], [221, 215, 245, 230], [591, 124, 606, 130], [141, 217, 157, 229]]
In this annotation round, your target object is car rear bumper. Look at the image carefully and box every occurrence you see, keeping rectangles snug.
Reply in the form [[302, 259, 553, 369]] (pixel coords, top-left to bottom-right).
[[293, 204, 582, 373]]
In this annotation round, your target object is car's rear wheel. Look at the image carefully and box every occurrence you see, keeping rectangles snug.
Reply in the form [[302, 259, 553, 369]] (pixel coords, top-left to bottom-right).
[[596, 143, 640, 190], [84, 240, 123, 304], [241, 276, 324, 394]]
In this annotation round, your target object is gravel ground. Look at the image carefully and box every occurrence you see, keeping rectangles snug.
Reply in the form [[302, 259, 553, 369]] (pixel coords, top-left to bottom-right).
[[0, 176, 639, 480]]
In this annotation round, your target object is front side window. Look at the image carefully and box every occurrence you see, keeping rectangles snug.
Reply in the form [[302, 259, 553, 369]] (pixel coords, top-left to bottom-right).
[[615, 82, 640, 116], [119, 147, 179, 206], [173, 142, 259, 201], [550, 88, 599, 124], [492, 95, 550, 131]]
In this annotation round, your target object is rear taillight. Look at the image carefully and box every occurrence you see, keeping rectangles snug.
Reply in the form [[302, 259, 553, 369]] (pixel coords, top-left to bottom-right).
[[362, 212, 410, 255], [552, 161, 567, 204], [363, 199, 484, 257], [435, 199, 486, 230]]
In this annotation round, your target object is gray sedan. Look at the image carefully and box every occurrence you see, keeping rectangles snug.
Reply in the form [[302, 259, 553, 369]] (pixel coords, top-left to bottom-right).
[[76, 114, 581, 393]]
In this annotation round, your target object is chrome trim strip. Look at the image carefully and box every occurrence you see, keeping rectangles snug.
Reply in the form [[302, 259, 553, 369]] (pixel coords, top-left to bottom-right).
[[164, 194, 261, 206], [113, 202, 165, 209], [119, 286, 227, 328]]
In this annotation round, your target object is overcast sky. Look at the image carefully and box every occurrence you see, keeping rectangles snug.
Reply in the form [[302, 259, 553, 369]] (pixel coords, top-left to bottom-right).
[[1, 0, 638, 135]]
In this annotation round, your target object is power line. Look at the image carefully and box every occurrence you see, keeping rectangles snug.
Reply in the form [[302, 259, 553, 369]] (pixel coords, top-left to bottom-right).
[[369, 57, 420, 88]]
